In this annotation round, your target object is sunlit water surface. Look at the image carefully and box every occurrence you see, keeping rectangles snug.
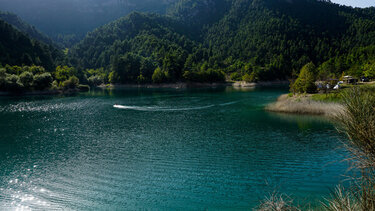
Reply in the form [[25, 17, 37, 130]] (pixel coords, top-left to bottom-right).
[[0, 87, 349, 210]]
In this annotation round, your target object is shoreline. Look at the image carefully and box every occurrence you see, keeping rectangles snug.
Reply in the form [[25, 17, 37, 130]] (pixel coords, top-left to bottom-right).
[[104, 80, 289, 89], [0, 89, 84, 97], [0, 81, 289, 96], [266, 94, 344, 118]]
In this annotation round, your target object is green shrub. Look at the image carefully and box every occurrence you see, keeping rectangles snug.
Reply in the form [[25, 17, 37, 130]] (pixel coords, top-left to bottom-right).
[[19, 71, 34, 89], [137, 74, 147, 84], [108, 71, 119, 84], [152, 67, 167, 83], [5, 74, 24, 92], [87, 75, 103, 86], [33, 73, 53, 90], [242, 73, 252, 83], [230, 72, 242, 81], [62, 76, 80, 90]]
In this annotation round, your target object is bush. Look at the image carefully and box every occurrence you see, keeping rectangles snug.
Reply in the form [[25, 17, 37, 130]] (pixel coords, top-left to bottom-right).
[[108, 71, 119, 84], [242, 73, 252, 83], [152, 67, 167, 83], [5, 74, 24, 92], [87, 75, 103, 86], [33, 73, 53, 90], [19, 71, 34, 89], [62, 76, 80, 90], [230, 72, 242, 81], [137, 74, 147, 84]]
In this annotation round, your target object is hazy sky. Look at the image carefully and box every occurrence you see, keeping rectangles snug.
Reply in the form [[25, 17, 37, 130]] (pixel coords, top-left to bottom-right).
[[331, 0, 374, 8]]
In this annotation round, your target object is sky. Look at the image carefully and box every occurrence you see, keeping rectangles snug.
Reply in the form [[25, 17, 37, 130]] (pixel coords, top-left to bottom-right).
[[330, 0, 374, 8]]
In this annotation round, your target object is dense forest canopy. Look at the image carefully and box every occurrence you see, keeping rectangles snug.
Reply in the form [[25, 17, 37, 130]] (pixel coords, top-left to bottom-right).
[[1, 0, 375, 86], [0, 19, 62, 71], [65, 0, 375, 84]]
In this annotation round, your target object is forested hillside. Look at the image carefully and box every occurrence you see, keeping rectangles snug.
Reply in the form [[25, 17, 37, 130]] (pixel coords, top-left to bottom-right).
[[0, 0, 179, 47], [67, 0, 375, 84], [0, 19, 62, 71], [0, 12, 53, 45]]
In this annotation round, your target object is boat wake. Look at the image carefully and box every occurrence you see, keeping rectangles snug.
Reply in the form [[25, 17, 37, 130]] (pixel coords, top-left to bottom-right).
[[114, 104, 215, 111], [113, 100, 239, 112]]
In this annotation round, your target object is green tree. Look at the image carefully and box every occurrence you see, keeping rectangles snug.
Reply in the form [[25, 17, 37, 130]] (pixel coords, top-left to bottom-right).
[[112, 53, 141, 83], [363, 62, 375, 79], [152, 67, 166, 83], [19, 71, 34, 89], [5, 74, 23, 92], [108, 71, 119, 84], [55, 66, 76, 84], [87, 75, 103, 86], [33, 73, 53, 90], [62, 76, 80, 90], [291, 62, 317, 94]]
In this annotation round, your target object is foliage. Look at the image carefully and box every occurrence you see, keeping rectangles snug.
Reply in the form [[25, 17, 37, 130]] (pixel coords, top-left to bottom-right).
[[33, 73, 53, 90], [317, 46, 375, 79], [0, 11, 53, 45], [290, 62, 317, 94], [152, 67, 167, 83], [62, 76, 79, 90], [256, 192, 300, 211], [87, 75, 104, 87], [324, 87, 375, 211], [19, 71, 34, 88], [67, 0, 375, 84], [0, 19, 61, 70], [54, 66, 77, 83], [0, 0, 180, 47]]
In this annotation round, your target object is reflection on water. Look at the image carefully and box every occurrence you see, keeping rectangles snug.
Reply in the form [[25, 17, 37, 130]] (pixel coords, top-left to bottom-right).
[[0, 86, 350, 209]]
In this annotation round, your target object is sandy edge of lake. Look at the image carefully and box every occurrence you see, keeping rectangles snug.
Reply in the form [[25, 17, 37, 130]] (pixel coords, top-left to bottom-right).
[[266, 94, 344, 118]]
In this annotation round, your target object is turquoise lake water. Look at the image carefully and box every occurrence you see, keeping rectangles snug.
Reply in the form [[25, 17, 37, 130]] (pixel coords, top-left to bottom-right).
[[0, 86, 349, 210]]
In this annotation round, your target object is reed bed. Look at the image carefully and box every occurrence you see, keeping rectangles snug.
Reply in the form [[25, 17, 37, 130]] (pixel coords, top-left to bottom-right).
[[266, 94, 344, 118]]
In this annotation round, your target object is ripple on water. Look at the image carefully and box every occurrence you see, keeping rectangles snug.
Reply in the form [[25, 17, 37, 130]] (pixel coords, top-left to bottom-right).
[[0, 88, 350, 209]]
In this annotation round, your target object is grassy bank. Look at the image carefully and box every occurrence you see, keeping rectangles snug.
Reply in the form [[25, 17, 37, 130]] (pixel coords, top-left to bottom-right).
[[266, 93, 344, 118], [266, 82, 375, 117]]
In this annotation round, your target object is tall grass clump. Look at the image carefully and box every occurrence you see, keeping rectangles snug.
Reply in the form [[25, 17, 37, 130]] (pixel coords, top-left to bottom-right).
[[324, 87, 375, 210], [256, 192, 301, 211]]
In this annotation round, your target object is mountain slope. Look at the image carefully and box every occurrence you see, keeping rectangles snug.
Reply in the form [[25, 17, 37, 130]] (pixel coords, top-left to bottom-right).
[[0, 0, 179, 46], [69, 0, 375, 83], [0, 19, 62, 70], [0, 11, 54, 45], [204, 0, 375, 79]]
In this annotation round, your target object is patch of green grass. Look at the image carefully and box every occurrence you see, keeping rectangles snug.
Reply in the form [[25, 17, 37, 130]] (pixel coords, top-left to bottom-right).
[[311, 92, 343, 102]]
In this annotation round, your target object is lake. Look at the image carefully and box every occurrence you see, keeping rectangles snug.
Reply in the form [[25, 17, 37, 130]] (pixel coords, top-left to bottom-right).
[[0, 86, 349, 210]]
